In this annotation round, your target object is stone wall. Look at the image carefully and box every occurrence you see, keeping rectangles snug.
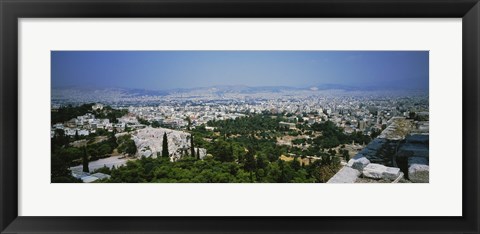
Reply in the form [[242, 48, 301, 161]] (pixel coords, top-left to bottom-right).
[[328, 117, 429, 183]]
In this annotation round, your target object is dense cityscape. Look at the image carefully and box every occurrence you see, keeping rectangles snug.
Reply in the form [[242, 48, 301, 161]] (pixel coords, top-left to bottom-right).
[[51, 87, 429, 183]]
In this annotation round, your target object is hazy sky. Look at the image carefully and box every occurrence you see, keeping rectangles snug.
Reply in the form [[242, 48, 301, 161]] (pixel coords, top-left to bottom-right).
[[51, 51, 428, 90]]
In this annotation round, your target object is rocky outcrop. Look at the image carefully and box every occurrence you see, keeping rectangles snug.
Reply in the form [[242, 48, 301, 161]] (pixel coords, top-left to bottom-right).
[[362, 163, 401, 180], [378, 117, 413, 140], [408, 164, 429, 183], [362, 163, 386, 179], [327, 167, 361, 183], [397, 134, 429, 183], [194, 147, 207, 159], [406, 154, 429, 183], [383, 167, 402, 180], [140, 149, 152, 158], [131, 127, 199, 161], [347, 156, 370, 171]]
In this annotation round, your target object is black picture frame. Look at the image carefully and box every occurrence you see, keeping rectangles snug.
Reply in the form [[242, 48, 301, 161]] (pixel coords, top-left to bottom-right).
[[1, 0, 479, 233]]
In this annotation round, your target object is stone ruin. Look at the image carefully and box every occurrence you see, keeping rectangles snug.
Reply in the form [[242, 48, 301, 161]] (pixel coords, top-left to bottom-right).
[[396, 134, 429, 183], [328, 117, 429, 183]]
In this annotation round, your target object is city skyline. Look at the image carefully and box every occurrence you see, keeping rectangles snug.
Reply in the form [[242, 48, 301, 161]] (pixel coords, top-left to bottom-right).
[[51, 51, 429, 91]]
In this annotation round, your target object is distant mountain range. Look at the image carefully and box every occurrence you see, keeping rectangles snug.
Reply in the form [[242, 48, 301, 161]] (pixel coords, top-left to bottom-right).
[[51, 84, 427, 106], [53, 83, 411, 97]]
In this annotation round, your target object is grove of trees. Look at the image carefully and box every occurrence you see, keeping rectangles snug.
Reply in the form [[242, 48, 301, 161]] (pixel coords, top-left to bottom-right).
[[105, 152, 340, 183], [103, 115, 350, 183]]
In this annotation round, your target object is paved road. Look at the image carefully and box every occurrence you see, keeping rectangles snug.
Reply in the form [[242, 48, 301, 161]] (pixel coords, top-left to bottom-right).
[[70, 155, 129, 173]]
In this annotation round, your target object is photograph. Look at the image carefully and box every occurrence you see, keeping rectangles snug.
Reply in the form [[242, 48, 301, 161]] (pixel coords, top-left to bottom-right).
[[2, 0, 477, 232], [50, 50, 429, 183]]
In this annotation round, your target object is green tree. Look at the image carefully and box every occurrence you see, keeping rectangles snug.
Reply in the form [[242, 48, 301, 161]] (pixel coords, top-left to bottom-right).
[[117, 135, 137, 156], [408, 111, 416, 119], [52, 129, 69, 147], [370, 128, 382, 139], [342, 150, 350, 161], [256, 154, 268, 169], [125, 139, 137, 155], [278, 160, 288, 183], [82, 147, 89, 173], [291, 157, 301, 171], [151, 121, 161, 128], [162, 132, 169, 157], [212, 139, 234, 162], [244, 150, 256, 182], [51, 152, 71, 180], [190, 135, 196, 158], [186, 117, 192, 131]]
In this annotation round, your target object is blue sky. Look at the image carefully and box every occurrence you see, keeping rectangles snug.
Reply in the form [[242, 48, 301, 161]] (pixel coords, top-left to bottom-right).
[[51, 51, 428, 90]]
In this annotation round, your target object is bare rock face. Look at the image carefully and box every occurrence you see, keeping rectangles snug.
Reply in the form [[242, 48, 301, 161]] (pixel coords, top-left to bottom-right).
[[195, 148, 207, 159], [408, 164, 429, 183], [132, 127, 191, 160], [327, 167, 361, 183], [141, 150, 152, 158]]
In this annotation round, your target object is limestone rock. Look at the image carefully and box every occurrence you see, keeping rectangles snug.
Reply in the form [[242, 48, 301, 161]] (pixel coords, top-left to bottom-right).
[[91, 172, 111, 180], [362, 163, 401, 181], [383, 167, 401, 180], [141, 150, 152, 158], [408, 164, 429, 183], [392, 172, 404, 183], [362, 163, 387, 179], [347, 157, 370, 171], [195, 147, 207, 159], [132, 127, 191, 159], [81, 176, 99, 183], [327, 167, 361, 183]]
